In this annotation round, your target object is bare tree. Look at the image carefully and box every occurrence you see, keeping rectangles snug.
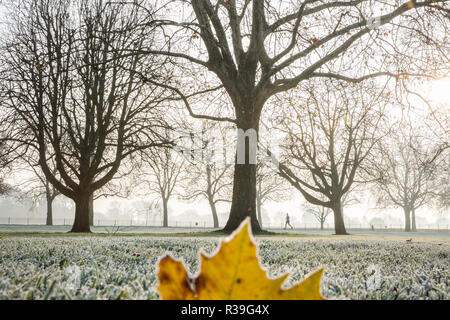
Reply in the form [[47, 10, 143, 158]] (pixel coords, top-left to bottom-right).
[[255, 163, 290, 228], [302, 200, 332, 230], [181, 159, 232, 228], [15, 158, 60, 226], [273, 80, 388, 234], [432, 161, 450, 212], [369, 126, 445, 231], [0, 0, 171, 232], [0, 140, 11, 195], [143, 147, 184, 227], [301, 186, 360, 230], [179, 122, 233, 228], [135, 0, 449, 232]]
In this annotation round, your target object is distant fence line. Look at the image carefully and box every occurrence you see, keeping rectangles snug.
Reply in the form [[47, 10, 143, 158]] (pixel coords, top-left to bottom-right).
[[0, 216, 448, 232]]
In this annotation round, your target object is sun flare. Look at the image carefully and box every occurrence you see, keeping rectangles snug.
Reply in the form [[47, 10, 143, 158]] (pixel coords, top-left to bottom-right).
[[425, 78, 450, 104]]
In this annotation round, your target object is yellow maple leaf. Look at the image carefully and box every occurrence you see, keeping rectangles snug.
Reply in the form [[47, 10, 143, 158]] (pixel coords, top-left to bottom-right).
[[157, 219, 325, 300], [407, 1, 415, 9], [158, 255, 195, 300]]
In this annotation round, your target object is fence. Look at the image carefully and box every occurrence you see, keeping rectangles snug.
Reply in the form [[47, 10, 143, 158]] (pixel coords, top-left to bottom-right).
[[0, 216, 448, 232], [0, 217, 211, 228]]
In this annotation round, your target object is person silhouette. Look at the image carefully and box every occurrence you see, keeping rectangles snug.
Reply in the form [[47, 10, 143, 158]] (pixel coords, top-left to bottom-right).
[[285, 213, 294, 229]]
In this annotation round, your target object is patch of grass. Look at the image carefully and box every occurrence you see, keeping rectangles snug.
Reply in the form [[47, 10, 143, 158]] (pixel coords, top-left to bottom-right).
[[0, 230, 319, 238], [1, 236, 448, 299], [0, 229, 448, 243]]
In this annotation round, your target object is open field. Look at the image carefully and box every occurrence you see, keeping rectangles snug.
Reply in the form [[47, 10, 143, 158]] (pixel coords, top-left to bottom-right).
[[1, 225, 449, 241], [0, 231, 449, 300]]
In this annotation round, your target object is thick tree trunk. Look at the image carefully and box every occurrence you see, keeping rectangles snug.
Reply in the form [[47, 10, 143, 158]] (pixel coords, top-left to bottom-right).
[[223, 117, 262, 233], [208, 197, 219, 228], [403, 207, 411, 232], [411, 208, 417, 232], [224, 162, 261, 232], [320, 220, 324, 230], [162, 198, 168, 227], [332, 201, 348, 235], [89, 194, 94, 226], [70, 192, 91, 232], [46, 194, 53, 226]]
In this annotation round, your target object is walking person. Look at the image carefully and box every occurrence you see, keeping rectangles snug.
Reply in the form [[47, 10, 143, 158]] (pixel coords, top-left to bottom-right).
[[284, 213, 293, 229]]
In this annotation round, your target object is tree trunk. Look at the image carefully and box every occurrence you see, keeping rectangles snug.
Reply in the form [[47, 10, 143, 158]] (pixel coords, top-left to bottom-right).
[[70, 192, 91, 232], [320, 207, 326, 230], [208, 197, 219, 228], [256, 192, 262, 228], [403, 207, 411, 232], [206, 165, 219, 228], [223, 117, 262, 233], [89, 194, 94, 226], [224, 161, 261, 232], [332, 201, 348, 235], [411, 208, 417, 232], [46, 193, 53, 226], [162, 198, 168, 227]]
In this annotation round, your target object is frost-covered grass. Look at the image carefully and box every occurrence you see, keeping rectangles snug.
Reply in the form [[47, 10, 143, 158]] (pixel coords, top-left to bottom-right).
[[0, 236, 448, 300], [1, 224, 449, 240]]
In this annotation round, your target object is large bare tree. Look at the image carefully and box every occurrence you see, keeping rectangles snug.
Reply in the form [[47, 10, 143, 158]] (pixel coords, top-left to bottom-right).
[[0, 0, 171, 232], [272, 80, 388, 234], [136, 0, 449, 232]]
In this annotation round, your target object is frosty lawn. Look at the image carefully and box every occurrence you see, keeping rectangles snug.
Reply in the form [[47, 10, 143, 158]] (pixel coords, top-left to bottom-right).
[[0, 236, 448, 300]]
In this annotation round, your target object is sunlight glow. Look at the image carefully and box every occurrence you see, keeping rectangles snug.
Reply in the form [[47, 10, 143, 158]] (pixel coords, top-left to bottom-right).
[[425, 78, 450, 104]]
